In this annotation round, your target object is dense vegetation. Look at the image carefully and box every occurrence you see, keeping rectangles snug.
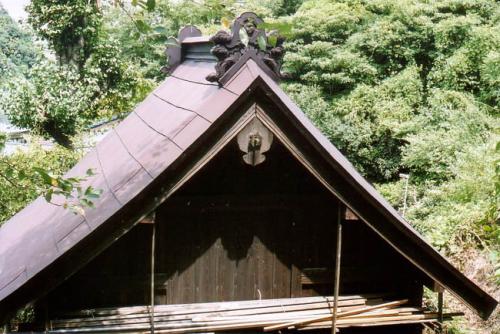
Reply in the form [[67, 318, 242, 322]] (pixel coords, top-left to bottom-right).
[[0, 0, 498, 332]]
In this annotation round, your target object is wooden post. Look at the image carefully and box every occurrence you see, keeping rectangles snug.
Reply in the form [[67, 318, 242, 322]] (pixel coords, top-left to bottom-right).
[[437, 289, 444, 333], [44, 299, 50, 333], [150, 217, 156, 334], [331, 205, 343, 334]]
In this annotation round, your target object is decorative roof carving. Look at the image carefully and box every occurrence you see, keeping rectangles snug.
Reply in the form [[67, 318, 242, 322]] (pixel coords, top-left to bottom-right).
[[237, 118, 274, 166], [206, 12, 285, 84]]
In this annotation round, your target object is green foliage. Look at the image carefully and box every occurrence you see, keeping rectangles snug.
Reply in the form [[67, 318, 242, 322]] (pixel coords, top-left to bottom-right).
[[479, 50, 500, 105], [283, 83, 329, 123], [1, 60, 100, 147], [402, 89, 493, 182], [232, 0, 304, 18], [430, 25, 500, 101], [101, 6, 169, 80], [406, 137, 499, 254], [0, 5, 38, 82], [284, 41, 377, 94], [292, 0, 367, 42], [0, 144, 80, 224], [27, 0, 102, 69], [347, 14, 432, 75], [325, 66, 423, 181], [0, 1, 498, 331], [82, 38, 155, 118], [284, 4, 500, 318], [0, 133, 6, 151], [37, 166, 103, 215]]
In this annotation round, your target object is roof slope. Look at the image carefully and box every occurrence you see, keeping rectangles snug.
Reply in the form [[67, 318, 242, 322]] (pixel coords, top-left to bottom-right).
[[0, 53, 497, 320]]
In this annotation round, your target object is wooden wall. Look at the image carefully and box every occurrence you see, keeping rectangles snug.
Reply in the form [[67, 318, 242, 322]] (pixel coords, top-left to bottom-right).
[[42, 139, 424, 332]]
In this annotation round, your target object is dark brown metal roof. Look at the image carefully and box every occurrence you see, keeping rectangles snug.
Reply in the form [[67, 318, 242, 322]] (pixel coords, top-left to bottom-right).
[[0, 50, 497, 321]]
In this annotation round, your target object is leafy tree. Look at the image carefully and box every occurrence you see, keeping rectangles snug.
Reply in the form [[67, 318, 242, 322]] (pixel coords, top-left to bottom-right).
[[1, 60, 100, 147], [285, 41, 377, 95], [0, 142, 85, 224], [27, 0, 102, 69], [430, 25, 500, 104], [401, 89, 493, 182], [324, 66, 423, 181], [0, 5, 38, 81], [406, 137, 499, 255], [291, 0, 367, 43]]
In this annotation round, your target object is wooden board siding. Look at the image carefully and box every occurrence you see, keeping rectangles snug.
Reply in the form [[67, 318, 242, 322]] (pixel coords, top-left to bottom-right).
[[154, 199, 336, 304], [42, 140, 423, 316], [154, 140, 338, 304]]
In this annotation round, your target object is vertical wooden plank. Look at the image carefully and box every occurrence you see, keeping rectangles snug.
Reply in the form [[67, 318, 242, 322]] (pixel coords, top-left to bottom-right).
[[331, 204, 343, 334], [437, 288, 444, 333], [273, 210, 291, 299], [149, 214, 156, 334], [217, 212, 234, 301], [290, 264, 301, 298], [289, 207, 300, 298], [261, 213, 275, 300], [215, 235, 222, 301]]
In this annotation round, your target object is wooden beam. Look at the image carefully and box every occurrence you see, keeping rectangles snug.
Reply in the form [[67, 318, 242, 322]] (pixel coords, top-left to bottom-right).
[[150, 213, 156, 334], [438, 290, 444, 333], [331, 204, 343, 334]]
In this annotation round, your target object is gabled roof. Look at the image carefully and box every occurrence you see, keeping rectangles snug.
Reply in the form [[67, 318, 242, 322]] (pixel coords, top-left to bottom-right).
[[0, 41, 497, 321]]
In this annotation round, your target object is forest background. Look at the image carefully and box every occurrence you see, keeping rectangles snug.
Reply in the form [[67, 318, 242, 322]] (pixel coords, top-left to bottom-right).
[[0, 0, 498, 332]]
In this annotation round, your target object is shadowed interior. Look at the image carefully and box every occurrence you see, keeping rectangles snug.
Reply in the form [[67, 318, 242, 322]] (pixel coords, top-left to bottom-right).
[[41, 138, 422, 320]]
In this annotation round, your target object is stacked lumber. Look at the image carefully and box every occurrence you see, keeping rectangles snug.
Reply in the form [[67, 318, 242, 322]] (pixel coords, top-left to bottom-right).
[[48, 295, 462, 333]]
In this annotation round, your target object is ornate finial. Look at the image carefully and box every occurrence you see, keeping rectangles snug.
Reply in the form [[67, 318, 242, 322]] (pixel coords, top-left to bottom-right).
[[206, 12, 286, 83]]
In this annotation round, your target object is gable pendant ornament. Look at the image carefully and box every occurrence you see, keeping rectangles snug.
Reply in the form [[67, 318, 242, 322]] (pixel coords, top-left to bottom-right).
[[237, 118, 273, 166], [206, 12, 286, 84]]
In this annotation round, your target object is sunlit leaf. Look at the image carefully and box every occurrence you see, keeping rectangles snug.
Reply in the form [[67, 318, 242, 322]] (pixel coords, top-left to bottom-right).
[[222, 17, 231, 29], [153, 26, 167, 34], [50, 178, 59, 187], [70, 205, 85, 216], [258, 35, 267, 51], [136, 20, 151, 33], [33, 167, 52, 184], [239, 28, 249, 46], [268, 35, 278, 48]]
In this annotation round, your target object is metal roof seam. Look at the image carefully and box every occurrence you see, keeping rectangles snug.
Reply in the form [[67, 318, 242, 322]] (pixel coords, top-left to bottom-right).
[[0, 268, 26, 292], [112, 128, 154, 179], [170, 74, 219, 87], [221, 86, 241, 96], [152, 92, 212, 124], [54, 219, 89, 248], [132, 111, 185, 151], [95, 143, 124, 207]]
